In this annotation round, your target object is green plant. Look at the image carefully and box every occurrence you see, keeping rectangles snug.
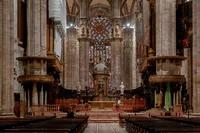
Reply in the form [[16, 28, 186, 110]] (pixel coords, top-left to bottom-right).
[[84, 103, 89, 108]]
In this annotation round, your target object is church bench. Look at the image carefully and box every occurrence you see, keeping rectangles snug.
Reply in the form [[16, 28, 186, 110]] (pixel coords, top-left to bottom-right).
[[0, 116, 55, 131], [153, 116, 200, 126], [118, 113, 147, 127], [2, 117, 88, 133], [125, 118, 200, 133]]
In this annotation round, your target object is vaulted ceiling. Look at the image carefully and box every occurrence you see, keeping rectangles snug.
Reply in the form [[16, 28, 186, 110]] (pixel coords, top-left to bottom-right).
[[66, 0, 137, 23]]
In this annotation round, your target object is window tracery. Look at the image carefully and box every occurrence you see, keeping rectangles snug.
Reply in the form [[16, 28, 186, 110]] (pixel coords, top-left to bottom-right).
[[89, 15, 111, 65]]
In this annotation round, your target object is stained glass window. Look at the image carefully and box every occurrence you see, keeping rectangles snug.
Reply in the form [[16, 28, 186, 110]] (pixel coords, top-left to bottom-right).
[[89, 15, 111, 65]]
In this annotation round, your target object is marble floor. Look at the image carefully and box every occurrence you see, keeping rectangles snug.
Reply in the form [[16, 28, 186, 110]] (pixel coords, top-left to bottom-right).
[[84, 123, 128, 133]]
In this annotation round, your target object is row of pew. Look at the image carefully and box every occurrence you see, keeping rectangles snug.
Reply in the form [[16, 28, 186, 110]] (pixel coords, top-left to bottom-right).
[[125, 117, 200, 133], [0, 116, 88, 133]]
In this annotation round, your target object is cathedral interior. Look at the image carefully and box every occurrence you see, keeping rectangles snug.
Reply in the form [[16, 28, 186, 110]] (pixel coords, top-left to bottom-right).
[[1, 0, 200, 132]]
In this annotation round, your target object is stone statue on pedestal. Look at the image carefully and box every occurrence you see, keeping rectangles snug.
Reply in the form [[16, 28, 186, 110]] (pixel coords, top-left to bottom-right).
[[76, 82, 81, 94], [119, 82, 125, 94]]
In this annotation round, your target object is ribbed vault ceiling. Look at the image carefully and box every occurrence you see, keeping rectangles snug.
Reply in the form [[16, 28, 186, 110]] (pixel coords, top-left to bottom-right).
[[66, 0, 136, 23]]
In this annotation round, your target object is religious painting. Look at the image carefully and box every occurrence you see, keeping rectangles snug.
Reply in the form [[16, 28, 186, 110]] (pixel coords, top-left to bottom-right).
[[176, 1, 192, 55]]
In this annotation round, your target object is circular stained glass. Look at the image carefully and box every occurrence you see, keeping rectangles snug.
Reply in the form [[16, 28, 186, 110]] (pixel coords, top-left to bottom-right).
[[89, 15, 111, 65], [93, 22, 106, 34]]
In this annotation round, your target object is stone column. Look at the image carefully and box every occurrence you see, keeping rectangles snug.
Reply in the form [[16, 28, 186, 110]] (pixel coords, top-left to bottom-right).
[[173, 92, 176, 105], [28, 89, 30, 112], [66, 28, 77, 90], [40, 85, 44, 105], [26, 0, 47, 107], [27, 0, 47, 57], [111, 0, 123, 88], [45, 89, 47, 105], [78, 0, 90, 89], [176, 92, 179, 104], [0, 0, 15, 115], [123, 25, 137, 90], [32, 83, 38, 105], [156, 0, 176, 57], [155, 0, 176, 110], [181, 48, 192, 108], [192, 0, 200, 113]]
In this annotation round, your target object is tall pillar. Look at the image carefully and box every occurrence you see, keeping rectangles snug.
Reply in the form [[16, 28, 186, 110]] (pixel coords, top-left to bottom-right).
[[32, 83, 38, 105], [78, 0, 90, 89], [66, 28, 77, 90], [156, 0, 176, 57], [192, 0, 200, 113], [123, 21, 137, 89], [28, 89, 30, 112], [154, 0, 176, 111], [0, 0, 15, 115], [27, 0, 47, 57], [181, 48, 192, 108], [25, 0, 48, 108], [40, 85, 44, 105], [45, 89, 47, 105], [110, 0, 123, 88], [176, 92, 179, 104]]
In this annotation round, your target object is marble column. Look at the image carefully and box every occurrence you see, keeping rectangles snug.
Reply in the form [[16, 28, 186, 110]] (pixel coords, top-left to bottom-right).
[[156, 0, 176, 57], [173, 92, 176, 105], [78, 0, 90, 89], [176, 92, 179, 104], [27, 0, 47, 57], [192, 0, 200, 113], [32, 83, 38, 105], [123, 25, 137, 90], [66, 28, 77, 90], [110, 0, 123, 88], [26, 0, 47, 107], [181, 48, 192, 108], [45, 90, 47, 105], [40, 85, 44, 105], [28, 89, 30, 112], [0, 0, 15, 115]]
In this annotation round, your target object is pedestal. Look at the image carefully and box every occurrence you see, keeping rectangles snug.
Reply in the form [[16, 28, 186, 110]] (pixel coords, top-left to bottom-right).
[[120, 94, 124, 104]]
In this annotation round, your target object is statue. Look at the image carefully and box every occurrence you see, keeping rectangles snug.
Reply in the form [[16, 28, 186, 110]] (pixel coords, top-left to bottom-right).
[[76, 82, 81, 94], [119, 82, 125, 94], [99, 86, 103, 95]]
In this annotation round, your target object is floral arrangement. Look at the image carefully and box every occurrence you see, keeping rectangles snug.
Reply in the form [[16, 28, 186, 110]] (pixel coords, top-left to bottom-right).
[[84, 103, 89, 108]]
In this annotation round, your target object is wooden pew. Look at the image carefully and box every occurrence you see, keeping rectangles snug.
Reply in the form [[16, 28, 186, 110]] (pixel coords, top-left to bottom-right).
[[153, 116, 200, 127], [118, 113, 147, 127], [2, 116, 89, 133], [125, 118, 200, 133], [0, 116, 55, 131]]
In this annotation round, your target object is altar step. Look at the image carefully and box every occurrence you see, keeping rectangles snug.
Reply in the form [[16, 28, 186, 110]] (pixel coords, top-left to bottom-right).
[[77, 110, 120, 123], [89, 118, 119, 123]]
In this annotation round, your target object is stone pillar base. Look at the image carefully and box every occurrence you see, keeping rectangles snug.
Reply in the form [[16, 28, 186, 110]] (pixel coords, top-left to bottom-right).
[[0, 113, 16, 118]]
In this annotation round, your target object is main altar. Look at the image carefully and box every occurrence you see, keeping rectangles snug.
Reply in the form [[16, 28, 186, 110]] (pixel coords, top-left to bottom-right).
[[89, 62, 116, 110]]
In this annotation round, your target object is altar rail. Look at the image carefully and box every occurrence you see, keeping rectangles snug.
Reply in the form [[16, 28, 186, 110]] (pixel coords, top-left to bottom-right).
[[55, 99, 79, 111], [32, 104, 60, 116]]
